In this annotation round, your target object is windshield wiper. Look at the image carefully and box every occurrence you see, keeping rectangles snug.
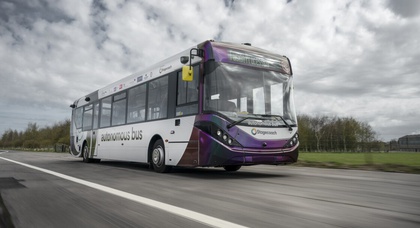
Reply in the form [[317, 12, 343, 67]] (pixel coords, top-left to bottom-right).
[[226, 114, 293, 131], [260, 114, 293, 131], [226, 116, 265, 129]]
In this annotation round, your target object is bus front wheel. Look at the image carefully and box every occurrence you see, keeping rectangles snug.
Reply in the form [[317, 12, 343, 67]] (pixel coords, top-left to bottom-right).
[[223, 165, 241, 172], [151, 139, 172, 173]]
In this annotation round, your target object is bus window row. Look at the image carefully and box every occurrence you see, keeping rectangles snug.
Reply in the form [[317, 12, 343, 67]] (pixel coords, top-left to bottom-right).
[[74, 66, 199, 131]]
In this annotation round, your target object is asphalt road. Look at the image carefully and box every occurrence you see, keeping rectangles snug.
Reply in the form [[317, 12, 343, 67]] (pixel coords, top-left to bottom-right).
[[1, 150, 419, 228]]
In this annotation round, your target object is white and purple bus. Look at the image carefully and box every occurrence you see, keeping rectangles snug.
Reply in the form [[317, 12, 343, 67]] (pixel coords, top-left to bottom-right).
[[70, 40, 299, 173]]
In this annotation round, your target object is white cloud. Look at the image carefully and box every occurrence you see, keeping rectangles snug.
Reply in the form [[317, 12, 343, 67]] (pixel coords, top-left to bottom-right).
[[0, 0, 419, 141]]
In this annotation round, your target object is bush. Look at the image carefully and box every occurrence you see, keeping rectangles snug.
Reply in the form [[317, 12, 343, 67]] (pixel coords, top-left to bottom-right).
[[23, 140, 41, 149]]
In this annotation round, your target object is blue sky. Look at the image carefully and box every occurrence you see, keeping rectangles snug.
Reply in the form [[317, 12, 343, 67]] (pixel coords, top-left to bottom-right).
[[0, 0, 419, 141]]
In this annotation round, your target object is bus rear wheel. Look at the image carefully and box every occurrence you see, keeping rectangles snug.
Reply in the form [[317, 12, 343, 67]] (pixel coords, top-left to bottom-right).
[[223, 165, 242, 172], [151, 139, 172, 173], [82, 143, 93, 163]]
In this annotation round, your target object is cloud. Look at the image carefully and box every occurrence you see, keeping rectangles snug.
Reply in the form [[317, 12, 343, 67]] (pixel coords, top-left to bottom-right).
[[387, 0, 420, 18], [0, 0, 419, 141]]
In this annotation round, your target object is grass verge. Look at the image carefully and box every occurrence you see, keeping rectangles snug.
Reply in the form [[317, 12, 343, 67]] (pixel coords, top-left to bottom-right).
[[293, 152, 420, 174]]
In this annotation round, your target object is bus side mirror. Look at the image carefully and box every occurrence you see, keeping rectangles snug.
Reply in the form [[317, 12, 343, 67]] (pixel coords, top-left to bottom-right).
[[182, 66, 193, 81]]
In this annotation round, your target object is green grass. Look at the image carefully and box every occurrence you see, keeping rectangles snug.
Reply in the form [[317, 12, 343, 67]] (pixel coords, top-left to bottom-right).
[[294, 152, 420, 174]]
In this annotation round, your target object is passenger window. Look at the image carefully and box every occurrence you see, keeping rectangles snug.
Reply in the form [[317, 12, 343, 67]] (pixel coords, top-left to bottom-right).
[[147, 76, 168, 120], [75, 107, 83, 129], [177, 65, 198, 105], [82, 104, 93, 131], [92, 103, 99, 129], [112, 92, 127, 126], [100, 97, 112, 128], [127, 84, 146, 123], [176, 65, 199, 116]]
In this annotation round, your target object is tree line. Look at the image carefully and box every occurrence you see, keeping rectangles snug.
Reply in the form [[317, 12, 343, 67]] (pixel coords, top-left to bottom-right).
[[0, 115, 384, 152], [298, 115, 384, 152], [0, 120, 70, 150]]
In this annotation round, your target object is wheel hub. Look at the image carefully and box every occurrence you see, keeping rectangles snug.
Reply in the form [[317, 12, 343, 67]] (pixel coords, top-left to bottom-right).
[[83, 146, 88, 159], [152, 146, 164, 167]]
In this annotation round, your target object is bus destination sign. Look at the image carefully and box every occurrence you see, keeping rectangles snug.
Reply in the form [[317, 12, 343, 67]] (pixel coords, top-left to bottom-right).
[[227, 50, 291, 74]]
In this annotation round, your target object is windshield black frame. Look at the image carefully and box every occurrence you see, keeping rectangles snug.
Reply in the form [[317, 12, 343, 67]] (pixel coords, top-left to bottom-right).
[[203, 61, 297, 128]]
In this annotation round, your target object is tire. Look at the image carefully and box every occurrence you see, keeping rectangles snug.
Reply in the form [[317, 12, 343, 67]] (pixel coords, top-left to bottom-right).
[[151, 139, 172, 173], [223, 165, 241, 172], [82, 143, 93, 163]]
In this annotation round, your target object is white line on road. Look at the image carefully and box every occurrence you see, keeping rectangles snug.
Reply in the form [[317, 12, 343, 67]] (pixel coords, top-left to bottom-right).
[[0, 156, 248, 228]]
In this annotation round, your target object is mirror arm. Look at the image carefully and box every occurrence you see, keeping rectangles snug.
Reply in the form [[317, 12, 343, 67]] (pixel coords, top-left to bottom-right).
[[189, 48, 204, 69]]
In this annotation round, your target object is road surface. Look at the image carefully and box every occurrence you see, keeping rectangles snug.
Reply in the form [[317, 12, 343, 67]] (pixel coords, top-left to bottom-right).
[[1, 150, 419, 227]]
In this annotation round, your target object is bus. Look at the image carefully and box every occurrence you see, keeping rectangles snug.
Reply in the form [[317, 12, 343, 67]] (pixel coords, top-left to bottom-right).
[[69, 40, 299, 173]]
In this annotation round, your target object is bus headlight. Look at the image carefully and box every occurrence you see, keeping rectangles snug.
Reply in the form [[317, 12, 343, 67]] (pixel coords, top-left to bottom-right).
[[228, 138, 233, 145], [194, 121, 242, 147], [223, 134, 228, 141], [214, 128, 241, 147], [285, 133, 299, 148]]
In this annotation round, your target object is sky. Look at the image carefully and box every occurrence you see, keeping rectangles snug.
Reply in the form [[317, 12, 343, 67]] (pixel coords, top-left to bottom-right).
[[0, 0, 419, 142]]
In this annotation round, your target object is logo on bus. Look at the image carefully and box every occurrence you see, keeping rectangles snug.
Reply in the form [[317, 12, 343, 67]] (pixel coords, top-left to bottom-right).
[[251, 128, 277, 136], [251, 128, 257, 135], [159, 65, 172, 74]]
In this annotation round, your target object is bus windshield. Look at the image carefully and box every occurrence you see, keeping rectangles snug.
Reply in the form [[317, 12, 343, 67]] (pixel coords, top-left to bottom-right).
[[204, 62, 297, 127]]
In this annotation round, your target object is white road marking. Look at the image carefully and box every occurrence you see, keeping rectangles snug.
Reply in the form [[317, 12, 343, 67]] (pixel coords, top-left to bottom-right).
[[0, 156, 248, 228]]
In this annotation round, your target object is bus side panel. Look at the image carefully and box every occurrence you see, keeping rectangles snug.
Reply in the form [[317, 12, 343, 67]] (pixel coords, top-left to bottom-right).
[[175, 127, 199, 167], [94, 116, 196, 165], [95, 125, 147, 162], [165, 116, 197, 166]]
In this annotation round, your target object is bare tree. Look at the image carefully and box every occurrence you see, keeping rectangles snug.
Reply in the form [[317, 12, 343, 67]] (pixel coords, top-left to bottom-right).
[[309, 115, 329, 151]]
